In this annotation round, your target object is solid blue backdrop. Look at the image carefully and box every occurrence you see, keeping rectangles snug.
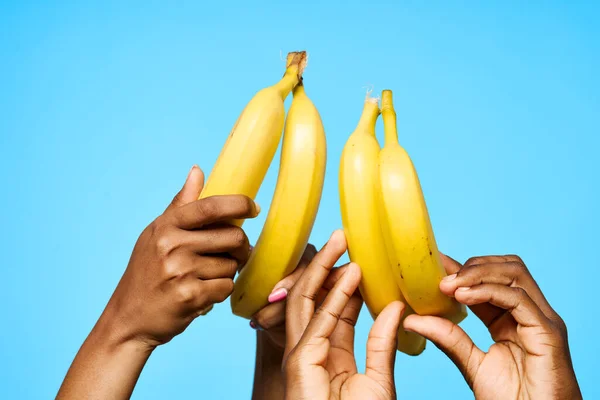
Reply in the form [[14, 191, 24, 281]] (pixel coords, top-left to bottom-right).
[[1, 1, 598, 398]]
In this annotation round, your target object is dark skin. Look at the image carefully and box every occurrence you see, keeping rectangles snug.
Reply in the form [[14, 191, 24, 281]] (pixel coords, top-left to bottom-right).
[[56, 165, 259, 400], [252, 245, 582, 400], [404, 253, 582, 400], [249, 242, 318, 400], [283, 230, 404, 400]]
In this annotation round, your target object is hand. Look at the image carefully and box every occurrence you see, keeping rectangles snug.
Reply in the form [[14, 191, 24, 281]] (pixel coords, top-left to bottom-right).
[[100, 165, 259, 348], [283, 230, 404, 400], [249, 244, 318, 348], [404, 254, 582, 400]]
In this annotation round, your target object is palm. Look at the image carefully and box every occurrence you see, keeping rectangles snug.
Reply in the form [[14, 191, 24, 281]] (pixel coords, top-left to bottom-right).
[[304, 345, 394, 400], [340, 375, 394, 400], [471, 311, 565, 400], [402, 254, 582, 400]]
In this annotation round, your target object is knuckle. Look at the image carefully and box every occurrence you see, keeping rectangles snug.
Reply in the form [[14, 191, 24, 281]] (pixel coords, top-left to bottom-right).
[[225, 279, 235, 295], [505, 254, 524, 264], [552, 315, 568, 336], [514, 287, 528, 302], [315, 305, 340, 320], [155, 228, 176, 256], [223, 258, 238, 277], [197, 198, 219, 220], [464, 256, 485, 266], [230, 227, 248, 247], [162, 258, 185, 279], [175, 284, 198, 305]]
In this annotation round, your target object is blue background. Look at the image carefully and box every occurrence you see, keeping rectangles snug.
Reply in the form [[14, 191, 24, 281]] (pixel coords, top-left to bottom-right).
[[1, 1, 598, 398]]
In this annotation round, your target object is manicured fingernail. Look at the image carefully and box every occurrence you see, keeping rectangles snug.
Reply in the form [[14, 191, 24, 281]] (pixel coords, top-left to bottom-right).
[[456, 286, 471, 292], [254, 202, 261, 216], [249, 320, 263, 331], [268, 288, 288, 303], [443, 274, 457, 282]]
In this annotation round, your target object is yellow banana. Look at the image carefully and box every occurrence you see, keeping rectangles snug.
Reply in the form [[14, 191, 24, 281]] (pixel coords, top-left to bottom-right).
[[198, 51, 307, 227], [231, 82, 327, 319], [339, 94, 426, 355], [378, 90, 467, 323]]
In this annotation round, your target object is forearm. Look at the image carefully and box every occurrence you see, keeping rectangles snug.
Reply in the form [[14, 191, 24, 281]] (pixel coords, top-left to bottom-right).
[[57, 314, 153, 400], [251, 331, 285, 400]]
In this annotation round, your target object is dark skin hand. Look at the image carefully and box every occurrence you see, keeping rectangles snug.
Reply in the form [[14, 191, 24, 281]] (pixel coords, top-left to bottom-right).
[[404, 254, 582, 400], [283, 230, 404, 400], [249, 244, 317, 400], [56, 165, 259, 400]]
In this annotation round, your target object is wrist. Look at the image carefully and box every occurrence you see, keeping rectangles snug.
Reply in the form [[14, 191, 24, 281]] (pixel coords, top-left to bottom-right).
[[257, 331, 284, 359], [91, 306, 156, 357]]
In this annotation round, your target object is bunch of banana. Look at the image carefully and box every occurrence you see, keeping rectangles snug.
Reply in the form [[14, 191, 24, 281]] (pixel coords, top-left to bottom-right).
[[378, 90, 466, 324], [339, 89, 466, 355], [339, 93, 426, 355], [198, 51, 308, 227], [231, 82, 327, 318], [196, 50, 326, 319]]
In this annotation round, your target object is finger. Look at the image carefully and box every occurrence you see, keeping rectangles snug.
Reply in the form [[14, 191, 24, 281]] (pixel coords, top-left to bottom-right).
[[182, 225, 250, 265], [439, 252, 463, 275], [438, 253, 506, 326], [403, 315, 484, 388], [453, 284, 551, 328], [329, 293, 363, 362], [252, 301, 286, 331], [192, 256, 238, 280], [286, 230, 347, 350], [166, 165, 205, 212], [199, 278, 235, 305], [463, 255, 516, 267], [252, 265, 351, 332], [265, 246, 316, 302], [440, 261, 556, 318], [298, 262, 361, 343], [364, 301, 404, 387], [171, 194, 259, 230]]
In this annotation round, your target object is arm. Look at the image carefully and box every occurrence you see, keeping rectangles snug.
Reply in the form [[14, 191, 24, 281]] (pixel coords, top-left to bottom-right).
[[251, 331, 285, 400], [57, 165, 258, 399], [56, 310, 152, 400], [247, 244, 317, 400]]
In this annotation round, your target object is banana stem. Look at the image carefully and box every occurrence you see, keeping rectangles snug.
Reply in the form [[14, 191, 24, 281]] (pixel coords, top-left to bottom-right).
[[381, 90, 399, 146], [292, 80, 306, 97], [356, 97, 380, 135], [275, 51, 307, 98]]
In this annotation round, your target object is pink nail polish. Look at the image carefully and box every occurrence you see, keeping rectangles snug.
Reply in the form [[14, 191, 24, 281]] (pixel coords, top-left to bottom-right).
[[268, 288, 288, 303], [249, 320, 258, 330]]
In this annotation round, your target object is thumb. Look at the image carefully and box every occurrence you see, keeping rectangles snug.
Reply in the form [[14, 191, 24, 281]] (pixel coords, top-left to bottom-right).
[[365, 301, 404, 388], [403, 314, 484, 389], [439, 252, 463, 275], [166, 165, 205, 212]]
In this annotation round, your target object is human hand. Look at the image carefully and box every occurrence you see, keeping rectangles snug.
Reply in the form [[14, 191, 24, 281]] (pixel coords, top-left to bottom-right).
[[283, 230, 404, 400], [403, 254, 582, 400], [100, 165, 259, 349], [248, 244, 318, 349]]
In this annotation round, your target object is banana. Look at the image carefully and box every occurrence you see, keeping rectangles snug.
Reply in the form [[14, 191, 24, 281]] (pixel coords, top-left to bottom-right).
[[198, 51, 307, 227], [378, 90, 467, 323], [339, 94, 426, 355], [231, 82, 327, 319]]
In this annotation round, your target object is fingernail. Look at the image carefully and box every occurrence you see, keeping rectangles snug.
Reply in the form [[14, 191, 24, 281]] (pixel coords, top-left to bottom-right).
[[442, 274, 457, 282], [187, 165, 196, 179], [456, 286, 471, 292], [268, 288, 288, 303], [249, 320, 263, 331], [254, 202, 261, 216]]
